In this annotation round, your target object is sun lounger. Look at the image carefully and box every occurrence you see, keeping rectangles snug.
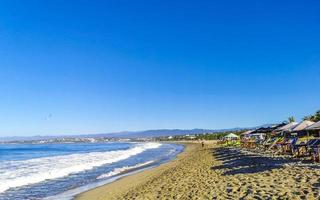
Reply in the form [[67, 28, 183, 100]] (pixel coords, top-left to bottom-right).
[[292, 139, 319, 157], [267, 137, 283, 150], [309, 139, 320, 162], [262, 138, 276, 149], [241, 139, 256, 149], [280, 137, 298, 154]]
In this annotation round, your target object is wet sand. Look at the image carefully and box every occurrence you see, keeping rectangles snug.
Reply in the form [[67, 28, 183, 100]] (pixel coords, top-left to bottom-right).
[[76, 142, 320, 200]]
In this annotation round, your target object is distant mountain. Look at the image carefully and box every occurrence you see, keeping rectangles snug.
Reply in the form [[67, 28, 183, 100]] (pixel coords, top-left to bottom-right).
[[0, 124, 277, 142], [0, 129, 230, 142], [86, 129, 221, 138], [87, 124, 277, 138]]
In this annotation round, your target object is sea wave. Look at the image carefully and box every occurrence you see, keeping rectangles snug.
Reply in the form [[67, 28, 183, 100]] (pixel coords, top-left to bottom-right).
[[0, 142, 161, 193], [97, 160, 155, 179]]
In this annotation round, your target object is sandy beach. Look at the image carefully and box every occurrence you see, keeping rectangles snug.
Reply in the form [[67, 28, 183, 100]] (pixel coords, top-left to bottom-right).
[[76, 142, 320, 200]]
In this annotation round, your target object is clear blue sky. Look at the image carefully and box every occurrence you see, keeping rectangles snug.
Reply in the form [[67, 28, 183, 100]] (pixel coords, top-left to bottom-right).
[[0, 0, 319, 136]]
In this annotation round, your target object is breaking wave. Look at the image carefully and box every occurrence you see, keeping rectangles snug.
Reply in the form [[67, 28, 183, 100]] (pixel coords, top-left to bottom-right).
[[0, 143, 161, 193]]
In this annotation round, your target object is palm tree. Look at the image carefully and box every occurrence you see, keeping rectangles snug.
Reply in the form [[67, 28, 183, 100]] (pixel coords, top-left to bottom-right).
[[313, 110, 320, 122], [303, 115, 313, 121], [288, 116, 295, 123], [303, 110, 320, 122]]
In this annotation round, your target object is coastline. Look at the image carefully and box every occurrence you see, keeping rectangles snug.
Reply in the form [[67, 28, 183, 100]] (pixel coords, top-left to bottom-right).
[[76, 140, 320, 200], [0, 142, 183, 200], [75, 141, 197, 200]]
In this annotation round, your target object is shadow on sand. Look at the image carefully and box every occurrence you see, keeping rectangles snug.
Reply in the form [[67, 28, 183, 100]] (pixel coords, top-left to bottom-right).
[[211, 148, 301, 175]]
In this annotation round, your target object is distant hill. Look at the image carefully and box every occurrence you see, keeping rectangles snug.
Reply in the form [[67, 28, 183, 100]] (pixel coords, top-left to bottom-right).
[[85, 128, 241, 138], [76, 124, 276, 138], [0, 124, 276, 142]]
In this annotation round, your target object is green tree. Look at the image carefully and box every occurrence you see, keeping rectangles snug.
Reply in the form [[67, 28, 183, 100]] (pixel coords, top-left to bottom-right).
[[303, 115, 313, 121], [303, 110, 320, 122], [313, 110, 320, 122], [288, 116, 295, 123]]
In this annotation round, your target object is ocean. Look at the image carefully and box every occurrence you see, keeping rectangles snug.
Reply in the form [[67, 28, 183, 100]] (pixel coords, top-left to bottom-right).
[[0, 142, 183, 200]]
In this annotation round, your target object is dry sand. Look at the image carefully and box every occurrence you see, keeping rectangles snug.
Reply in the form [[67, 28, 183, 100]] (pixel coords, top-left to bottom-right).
[[76, 142, 320, 200]]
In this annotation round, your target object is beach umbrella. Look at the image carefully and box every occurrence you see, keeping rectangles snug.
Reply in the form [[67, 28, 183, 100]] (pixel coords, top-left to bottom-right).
[[291, 120, 315, 138], [305, 121, 320, 138], [275, 122, 298, 133], [292, 120, 315, 132], [305, 121, 320, 130], [224, 133, 239, 140]]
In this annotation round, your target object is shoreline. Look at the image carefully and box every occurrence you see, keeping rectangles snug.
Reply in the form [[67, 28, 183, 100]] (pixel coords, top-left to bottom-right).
[[75, 142, 197, 200], [42, 142, 185, 200], [76, 140, 320, 200]]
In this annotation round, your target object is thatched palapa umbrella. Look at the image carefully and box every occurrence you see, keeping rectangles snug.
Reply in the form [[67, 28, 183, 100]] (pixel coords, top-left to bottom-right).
[[291, 120, 315, 138], [305, 121, 320, 138]]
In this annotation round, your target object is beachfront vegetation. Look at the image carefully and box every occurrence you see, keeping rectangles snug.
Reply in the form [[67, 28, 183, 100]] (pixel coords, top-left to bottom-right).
[[157, 130, 244, 141], [288, 116, 295, 123], [194, 131, 242, 140], [158, 109, 320, 142], [303, 110, 320, 122]]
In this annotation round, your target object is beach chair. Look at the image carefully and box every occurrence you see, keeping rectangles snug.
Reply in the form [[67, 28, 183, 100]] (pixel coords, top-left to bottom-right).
[[225, 140, 241, 147], [261, 138, 271, 146], [241, 138, 255, 149], [240, 139, 248, 148], [292, 139, 318, 157], [311, 145, 320, 162], [309, 139, 320, 162], [235, 140, 241, 146], [272, 137, 291, 154], [267, 137, 283, 150], [263, 137, 276, 149], [280, 137, 298, 155]]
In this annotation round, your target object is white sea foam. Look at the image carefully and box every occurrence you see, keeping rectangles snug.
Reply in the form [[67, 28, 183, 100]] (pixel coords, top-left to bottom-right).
[[0, 142, 161, 193], [97, 160, 155, 180]]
